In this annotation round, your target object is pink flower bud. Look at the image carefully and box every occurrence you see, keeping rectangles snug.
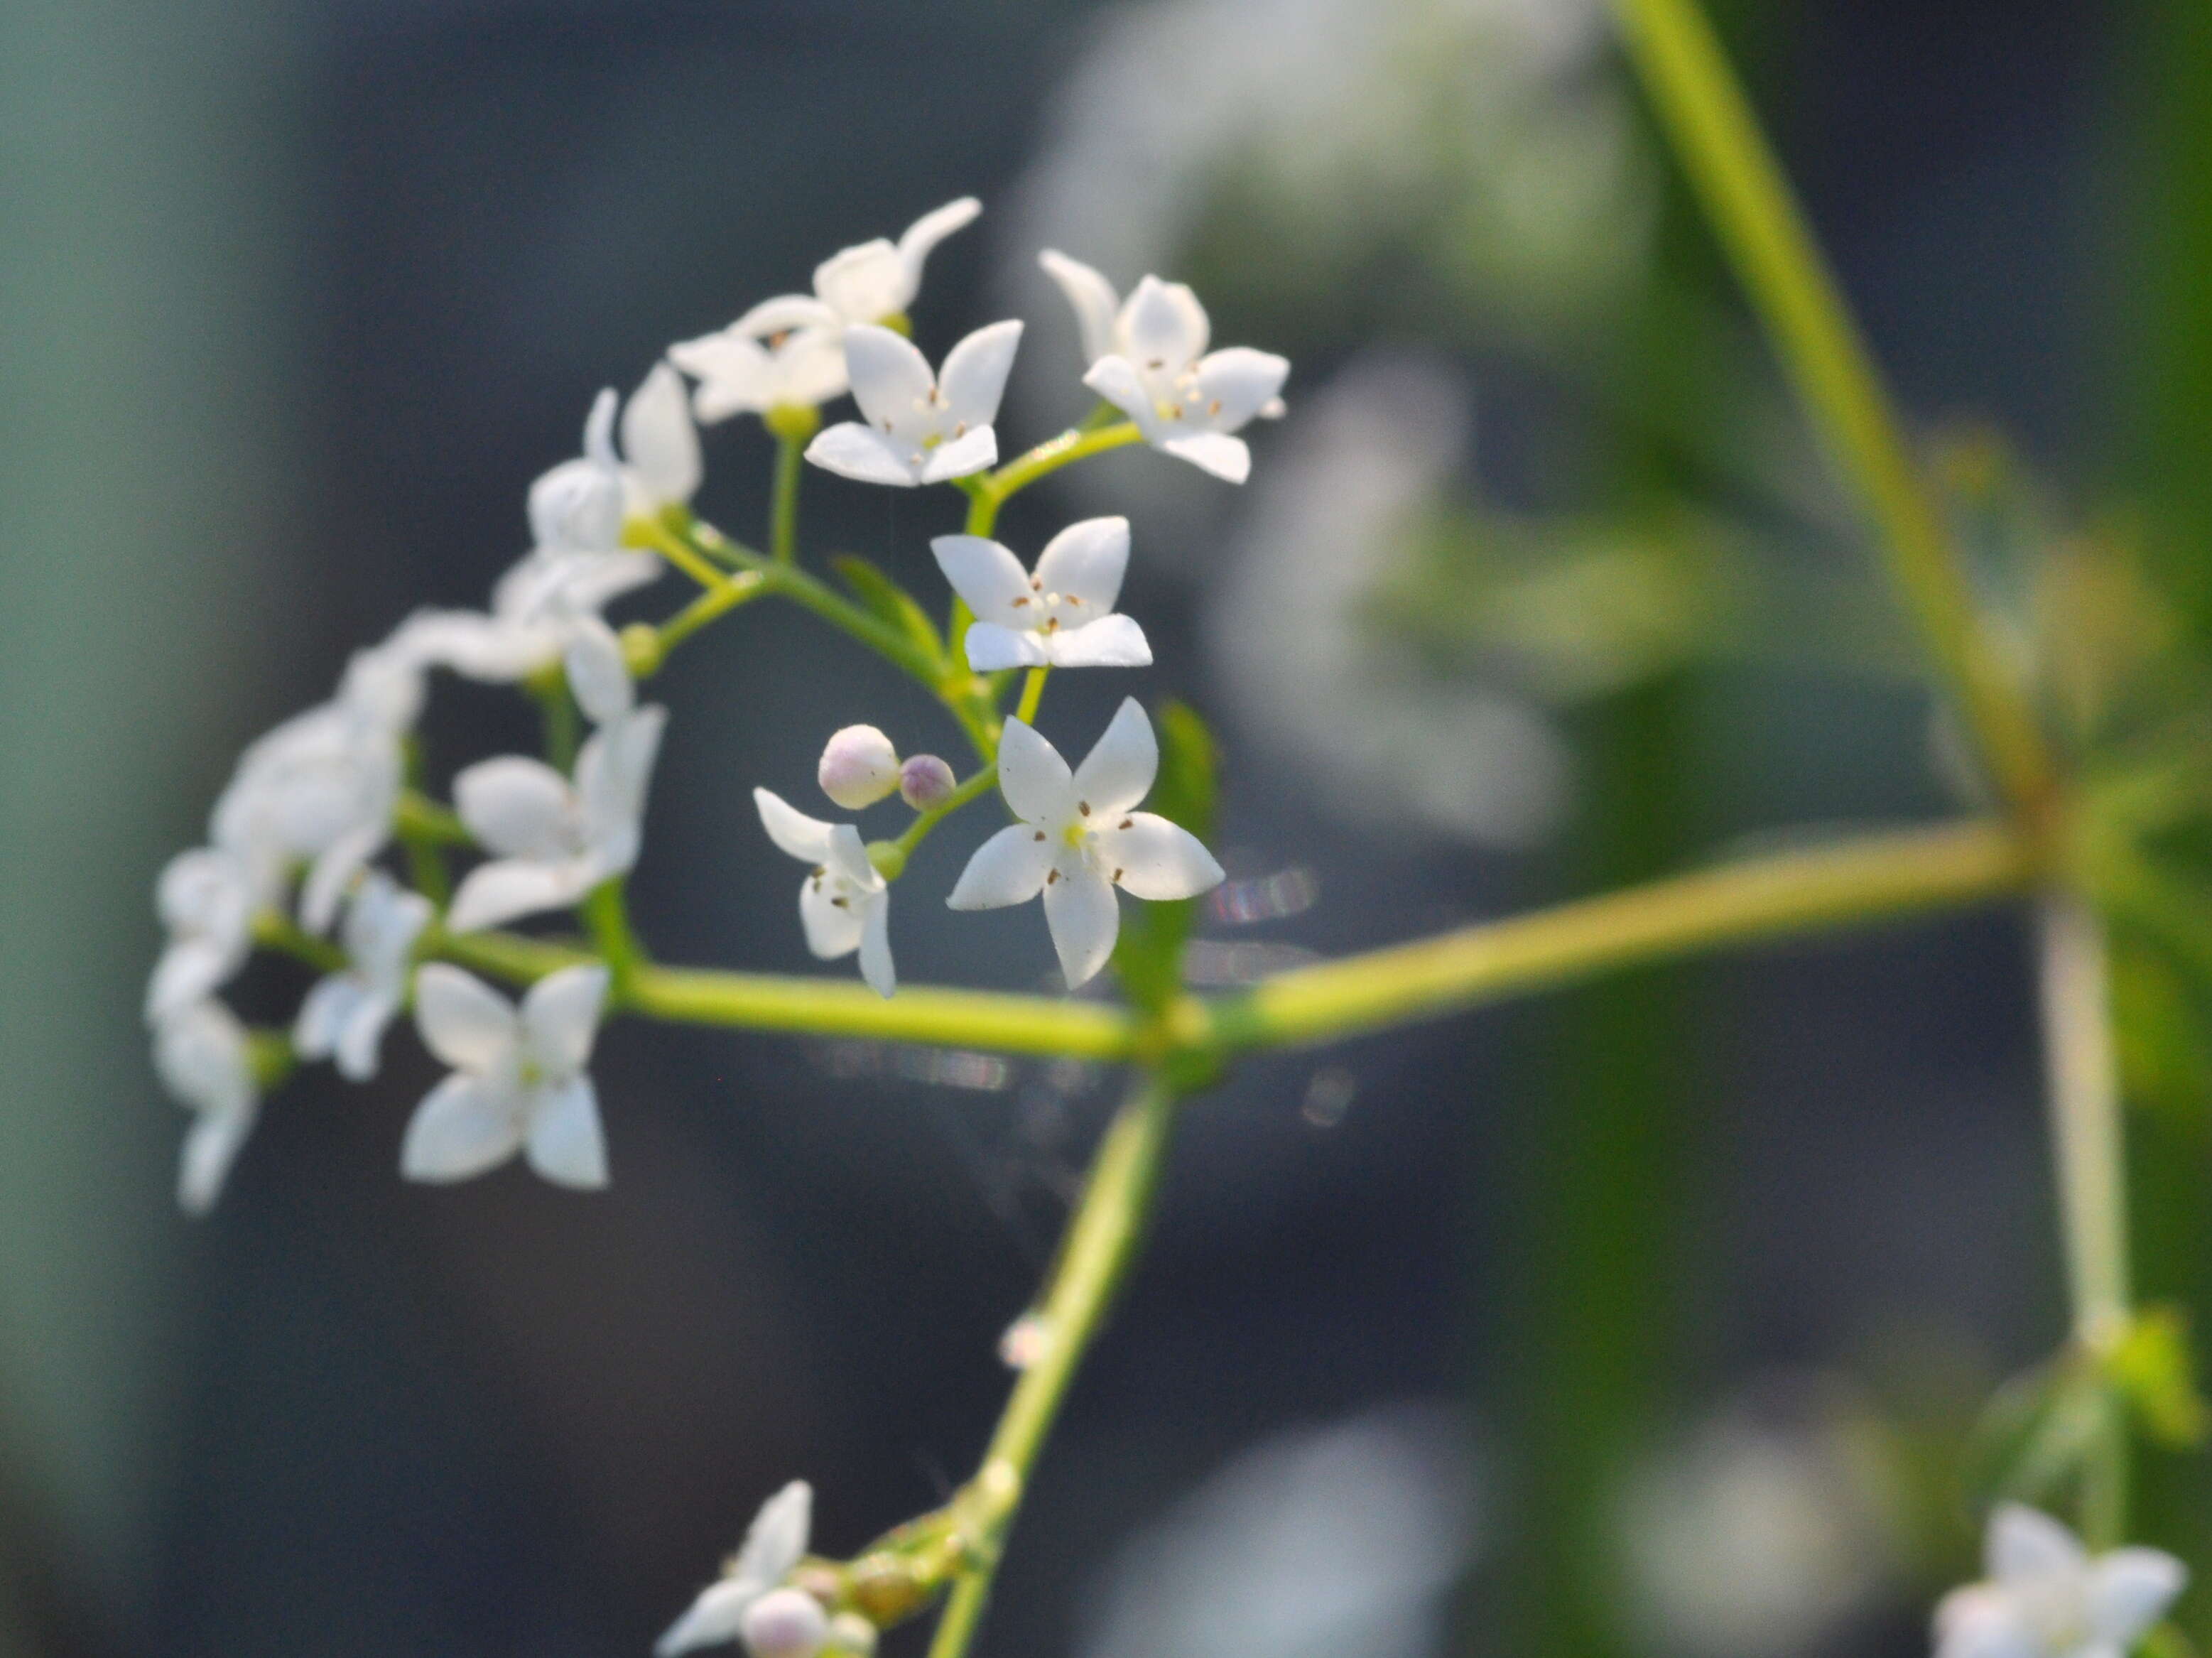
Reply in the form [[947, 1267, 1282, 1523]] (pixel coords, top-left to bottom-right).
[[817, 725, 900, 811], [899, 754, 958, 811], [740, 1588, 828, 1658]]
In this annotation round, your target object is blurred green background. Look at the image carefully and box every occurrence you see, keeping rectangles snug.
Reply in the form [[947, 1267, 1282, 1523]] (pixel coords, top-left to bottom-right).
[[3, 1, 2208, 1655]]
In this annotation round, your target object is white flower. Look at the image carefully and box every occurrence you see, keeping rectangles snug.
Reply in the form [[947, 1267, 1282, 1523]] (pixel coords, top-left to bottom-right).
[[445, 699, 666, 934], [803, 321, 1021, 488], [396, 543, 661, 686], [948, 699, 1223, 988], [528, 389, 627, 556], [778, 197, 984, 332], [931, 516, 1151, 671], [739, 1590, 829, 1658], [146, 845, 276, 1024], [1934, 1505, 2185, 1658], [670, 300, 852, 421], [658, 1480, 815, 1657], [817, 725, 901, 811], [293, 871, 434, 1081], [401, 963, 612, 1188], [1039, 255, 1288, 484], [154, 998, 259, 1217], [754, 789, 894, 998], [210, 640, 423, 933], [620, 362, 704, 520]]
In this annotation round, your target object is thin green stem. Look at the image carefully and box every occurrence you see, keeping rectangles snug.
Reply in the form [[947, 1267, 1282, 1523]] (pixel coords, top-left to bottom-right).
[[1013, 667, 1048, 726], [770, 435, 805, 566], [581, 878, 649, 995], [655, 569, 768, 657], [1610, 0, 2060, 826], [979, 422, 1144, 507], [926, 1075, 1181, 1658], [892, 765, 1001, 860], [536, 678, 578, 772], [251, 909, 347, 974]]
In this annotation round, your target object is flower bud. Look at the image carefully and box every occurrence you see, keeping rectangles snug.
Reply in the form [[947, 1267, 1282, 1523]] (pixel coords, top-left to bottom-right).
[[818, 725, 901, 811], [899, 753, 958, 811], [740, 1588, 829, 1658]]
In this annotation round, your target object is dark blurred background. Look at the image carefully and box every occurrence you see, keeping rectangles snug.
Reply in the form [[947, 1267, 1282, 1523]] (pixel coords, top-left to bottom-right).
[[4, 1, 2206, 1655]]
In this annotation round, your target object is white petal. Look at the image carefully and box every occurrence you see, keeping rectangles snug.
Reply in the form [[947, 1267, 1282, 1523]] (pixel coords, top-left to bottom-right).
[[938, 320, 1023, 428], [1043, 860, 1119, 989], [333, 992, 398, 1083], [1082, 356, 1152, 430], [1100, 813, 1223, 900], [1988, 1505, 2089, 1588], [737, 1480, 814, 1585], [962, 622, 1050, 672], [993, 716, 1075, 826], [146, 938, 242, 1024], [1033, 516, 1129, 612], [1119, 276, 1209, 369], [823, 823, 884, 893], [1191, 347, 1290, 433], [857, 896, 896, 999], [842, 325, 936, 429], [798, 872, 865, 960], [756, 787, 837, 864], [623, 361, 703, 510], [1934, 1586, 2037, 1658], [401, 1073, 524, 1183], [564, 614, 634, 726], [521, 963, 609, 1075], [293, 972, 362, 1063], [945, 825, 1053, 911], [445, 857, 597, 933], [582, 386, 619, 470], [1070, 698, 1158, 818], [1042, 614, 1151, 670], [525, 1074, 609, 1189], [300, 819, 387, 935], [1038, 249, 1119, 365], [931, 535, 1035, 628], [178, 1105, 256, 1218], [896, 196, 982, 292], [730, 293, 842, 337], [2089, 1549, 2186, 1645], [411, 963, 518, 1071], [154, 999, 255, 1118], [393, 608, 561, 682], [578, 704, 666, 872], [813, 239, 906, 325], [347, 872, 433, 987], [546, 549, 663, 616], [455, 756, 576, 860], [916, 423, 999, 484], [658, 1581, 758, 1658], [1159, 430, 1252, 483], [803, 422, 921, 487]]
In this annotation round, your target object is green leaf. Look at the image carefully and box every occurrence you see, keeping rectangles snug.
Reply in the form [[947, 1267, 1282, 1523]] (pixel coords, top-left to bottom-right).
[[832, 556, 945, 663], [1111, 700, 1220, 1020], [1962, 1350, 2118, 1513], [2106, 1305, 2211, 1450], [2111, 939, 2212, 1136]]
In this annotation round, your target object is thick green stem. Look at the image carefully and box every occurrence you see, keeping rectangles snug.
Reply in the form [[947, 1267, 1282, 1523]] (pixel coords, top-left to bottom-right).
[[770, 435, 805, 567], [926, 1075, 1180, 1658], [1610, 0, 2060, 826]]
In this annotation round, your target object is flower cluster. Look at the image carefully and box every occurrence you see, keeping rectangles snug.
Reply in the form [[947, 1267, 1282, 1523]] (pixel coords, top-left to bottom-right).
[[146, 194, 1276, 1247]]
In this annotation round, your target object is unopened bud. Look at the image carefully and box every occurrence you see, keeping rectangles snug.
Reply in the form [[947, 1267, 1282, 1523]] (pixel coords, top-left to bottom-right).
[[739, 1588, 828, 1658], [827, 1613, 877, 1658], [899, 753, 958, 811], [818, 725, 900, 811]]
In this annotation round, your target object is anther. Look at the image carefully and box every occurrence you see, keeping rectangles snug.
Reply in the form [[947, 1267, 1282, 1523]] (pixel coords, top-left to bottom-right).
[[1078, 801, 1090, 815]]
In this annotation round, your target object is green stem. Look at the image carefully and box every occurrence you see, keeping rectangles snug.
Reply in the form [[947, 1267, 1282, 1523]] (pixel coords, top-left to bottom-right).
[[1610, 0, 2060, 826], [926, 1075, 1181, 1658], [581, 878, 649, 995], [892, 765, 1001, 860], [979, 422, 1144, 507], [536, 678, 578, 772], [655, 569, 767, 657], [771, 435, 805, 567], [1012, 667, 1048, 727], [251, 909, 347, 974]]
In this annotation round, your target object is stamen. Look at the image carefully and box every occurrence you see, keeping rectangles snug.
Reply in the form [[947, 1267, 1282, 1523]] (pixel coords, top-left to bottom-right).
[[1033, 831, 1046, 841], [1078, 801, 1090, 815], [1046, 869, 1059, 884], [1119, 818, 1133, 829]]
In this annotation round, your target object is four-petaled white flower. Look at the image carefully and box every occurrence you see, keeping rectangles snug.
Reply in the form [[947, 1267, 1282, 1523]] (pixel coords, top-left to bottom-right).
[[670, 298, 852, 421], [396, 540, 661, 686], [293, 870, 435, 1082], [932, 516, 1151, 671], [1039, 253, 1288, 484], [155, 998, 260, 1217], [1934, 1505, 2185, 1658], [146, 845, 276, 1024], [803, 321, 1021, 488], [401, 963, 612, 1188], [620, 363, 705, 521], [754, 789, 895, 998], [445, 639, 666, 933], [948, 699, 1222, 988], [801, 197, 984, 330], [657, 1480, 815, 1657]]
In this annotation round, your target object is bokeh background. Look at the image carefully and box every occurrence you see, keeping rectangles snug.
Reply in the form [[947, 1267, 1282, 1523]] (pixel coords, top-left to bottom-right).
[[4, 1, 2208, 1655]]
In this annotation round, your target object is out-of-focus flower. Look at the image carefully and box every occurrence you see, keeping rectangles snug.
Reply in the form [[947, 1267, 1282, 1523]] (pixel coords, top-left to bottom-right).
[[1205, 354, 1568, 847], [1075, 1403, 1477, 1658], [154, 998, 260, 1217], [528, 389, 627, 556], [804, 322, 1021, 487], [671, 304, 850, 422], [817, 725, 902, 811], [802, 197, 983, 330], [737, 1589, 829, 1658], [1933, 1506, 2184, 1658], [145, 845, 271, 1024], [293, 871, 434, 1082], [754, 789, 894, 998], [620, 362, 703, 519], [401, 963, 611, 1189], [1038, 260, 1286, 484], [933, 516, 1153, 670], [396, 541, 661, 686], [658, 1480, 815, 1657], [947, 700, 1222, 989]]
